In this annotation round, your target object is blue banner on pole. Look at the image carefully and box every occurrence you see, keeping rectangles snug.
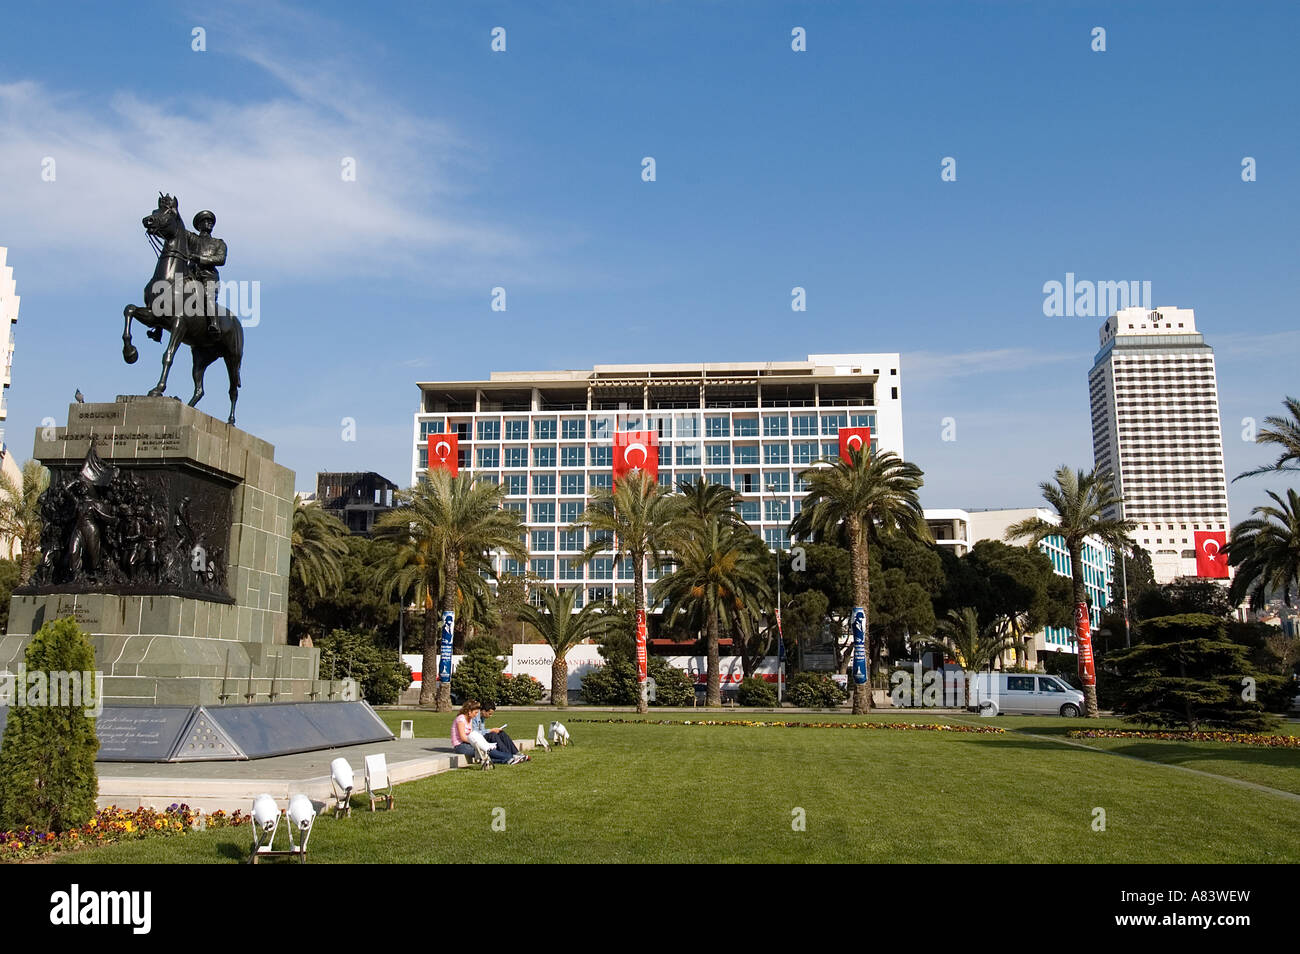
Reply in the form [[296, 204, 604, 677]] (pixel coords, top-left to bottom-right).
[[438, 610, 454, 682], [851, 607, 867, 685]]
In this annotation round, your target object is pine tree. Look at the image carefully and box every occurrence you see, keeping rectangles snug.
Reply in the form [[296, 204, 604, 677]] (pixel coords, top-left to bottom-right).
[[0, 617, 100, 831]]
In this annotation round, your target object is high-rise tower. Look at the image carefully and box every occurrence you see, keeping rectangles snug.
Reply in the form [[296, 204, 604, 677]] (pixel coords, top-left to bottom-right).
[[1088, 306, 1230, 583]]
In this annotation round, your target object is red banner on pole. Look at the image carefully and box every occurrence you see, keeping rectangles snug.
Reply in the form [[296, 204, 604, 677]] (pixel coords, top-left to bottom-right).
[[426, 432, 459, 476], [838, 426, 872, 464], [635, 609, 648, 682], [1194, 530, 1229, 578], [614, 431, 659, 483], [1075, 601, 1096, 687]]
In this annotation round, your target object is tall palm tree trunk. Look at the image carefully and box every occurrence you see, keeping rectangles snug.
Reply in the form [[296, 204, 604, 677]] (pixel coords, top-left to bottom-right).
[[849, 518, 872, 715], [705, 610, 722, 707], [1068, 544, 1099, 718], [418, 598, 438, 707], [552, 653, 568, 709], [436, 553, 458, 712], [634, 553, 648, 714]]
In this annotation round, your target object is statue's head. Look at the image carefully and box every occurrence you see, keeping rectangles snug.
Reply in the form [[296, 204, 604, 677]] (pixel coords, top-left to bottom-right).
[[143, 193, 183, 236], [193, 210, 216, 233]]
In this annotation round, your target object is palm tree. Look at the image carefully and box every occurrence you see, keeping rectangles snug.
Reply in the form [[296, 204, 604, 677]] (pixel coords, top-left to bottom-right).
[[1225, 489, 1300, 610], [517, 586, 616, 708], [789, 445, 929, 714], [0, 459, 49, 583], [668, 478, 748, 533], [654, 520, 771, 706], [290, 500, 349, 600], [574, 470, 676, 714], [922, 607, 1016, 695], [1005, 466, 1134, 718], [373, 471, 526, 710], [1235, 395, 1300, 480]]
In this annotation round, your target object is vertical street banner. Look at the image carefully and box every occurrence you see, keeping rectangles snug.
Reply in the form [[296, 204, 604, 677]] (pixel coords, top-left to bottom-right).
[[427, 431, 459, 476], [851, 606, 867, 685], [438, 610, 455, 682], [613, 430, 659, 483], [1194, 530, 1229, 578], [635, 608, 648, 682], [838, 426, 872, 464], [1075, 602, 1096, 687]]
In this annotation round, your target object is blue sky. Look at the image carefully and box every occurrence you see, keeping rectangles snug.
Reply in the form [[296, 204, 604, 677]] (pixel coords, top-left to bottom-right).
[[1, 0, 1297, 520]]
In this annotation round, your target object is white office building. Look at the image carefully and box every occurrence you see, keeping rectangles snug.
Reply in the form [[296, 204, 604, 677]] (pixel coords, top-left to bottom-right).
[[0, 248, 18, 449], [923, 507, 1116, 662], [412, 354, 904, 608], [1088, 306, 1230, 583]]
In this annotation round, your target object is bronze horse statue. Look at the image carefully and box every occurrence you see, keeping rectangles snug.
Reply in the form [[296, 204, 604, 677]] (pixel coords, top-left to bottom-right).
[[122, 194, 244, 424]]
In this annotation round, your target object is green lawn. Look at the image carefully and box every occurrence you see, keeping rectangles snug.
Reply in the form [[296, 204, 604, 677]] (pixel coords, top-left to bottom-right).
[[58, 710, 1300, 864]]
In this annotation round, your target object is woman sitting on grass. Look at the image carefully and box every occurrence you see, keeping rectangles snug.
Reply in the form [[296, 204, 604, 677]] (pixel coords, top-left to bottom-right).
[[451, 699, 517, 765]]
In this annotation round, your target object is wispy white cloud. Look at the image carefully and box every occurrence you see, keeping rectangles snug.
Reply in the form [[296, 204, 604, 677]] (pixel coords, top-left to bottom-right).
[[905, 347, 1076, 383]]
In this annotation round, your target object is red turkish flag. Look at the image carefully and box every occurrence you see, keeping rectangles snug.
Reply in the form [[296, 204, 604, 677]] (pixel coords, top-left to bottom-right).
[[613, 431, 659, 482], [838, 426, 872, 464], [1075, 602, 1096, 688], [1194, 531, 1229, 578], [635, 609, 648, 682], [426, 432, 459, 476]]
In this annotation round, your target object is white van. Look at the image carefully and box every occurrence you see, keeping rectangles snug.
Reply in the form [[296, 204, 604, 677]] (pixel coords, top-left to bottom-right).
[[968, 673, 1085, 717]]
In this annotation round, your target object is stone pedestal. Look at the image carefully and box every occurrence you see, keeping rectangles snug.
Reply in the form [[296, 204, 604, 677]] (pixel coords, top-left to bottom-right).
[[3, 396, 342, 706]]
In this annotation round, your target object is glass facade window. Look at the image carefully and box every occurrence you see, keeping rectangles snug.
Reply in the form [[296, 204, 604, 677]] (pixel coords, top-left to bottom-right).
[[792, 442, 817, 464], [506, 474, 527, 495], [793, 473, 810, 493], [850, 413, 875, 428], [705, 472, 731, 488], [504, 447, 528, 468], [531, 531, 554, 552], [477, 447, 500, 468], [420, 420, 445, 439], [821, 442, 839, 458], [763, 415, 789, 436], [765, 499, 791, 522], [650, 415, 673, 438], [504, 501, 525, 516], [477, 420, 500, 441], [560, 473, 584, 495], [734, 472, 759, 494], [733, 417, 759, 437], [764, 528, 790, 549], [559, 501, 581, 524], [501, 558, 524, 576], [562, 418, 586, 440], [618, 558, 635, 579], [534, 418, 557, 440], [675, 415, 700, 438], [592, 557, 614, 580], [591, 529, 614, 548], [531, 558, 554, 578], [532, 502, 555, 523], [591, 417, 613, 440], [705, 416, 730, 437], [658, 445, 671, 467], [589, 586, 612, 603], [533, 474, 556, 495], [505, 419, 528, 440], [478, 473, 499, 485], [657, 471, 674, 487], [763, 444, 789, 465], [417, 448, 428, 468], [533, 446, 557, 468], [734, 445, 759, 465], [705, 444, 730, 466], [561, 445, 585, 467], [735, 500, 759, 522], [764, 471, 790, 493], [821, 413, 847, 434], [559, 558, 583, 580], [791, 414, 817, 436], [590, 473, 612, 490], [559, 529, 584, 551], [677, 471, 701, 486], [676, 443, 702, 466], [591, 445, 613, 467]]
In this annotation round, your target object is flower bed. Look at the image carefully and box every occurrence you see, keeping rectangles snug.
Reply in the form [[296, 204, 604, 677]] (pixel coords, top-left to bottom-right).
[[568, 717, 1005, 734], [1, 804, 246, 861], [1068, 729, 1300, 748]]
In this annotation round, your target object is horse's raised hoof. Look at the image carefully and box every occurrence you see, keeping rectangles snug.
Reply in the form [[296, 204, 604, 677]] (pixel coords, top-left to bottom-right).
[[146, 328, 163, 342], [123, 344, 138, 364], [227, 416, 236, 426], [147, 387, 165, 398]]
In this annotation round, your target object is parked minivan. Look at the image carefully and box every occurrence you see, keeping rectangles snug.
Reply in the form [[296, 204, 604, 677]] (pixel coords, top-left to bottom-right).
[[968, 673, 1085, 717]]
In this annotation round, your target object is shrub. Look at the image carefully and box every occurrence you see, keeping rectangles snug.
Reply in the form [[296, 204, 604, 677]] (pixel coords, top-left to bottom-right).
[[737, 676, 778, 707], [649, 658, 696, 707], [580, 660, 639, 705], [0, 617, 99, 832], [787, 672, 848, 709], [316, 629, 412, 705], [497, 672, 544, 706], [450, 647, 506, 707]]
